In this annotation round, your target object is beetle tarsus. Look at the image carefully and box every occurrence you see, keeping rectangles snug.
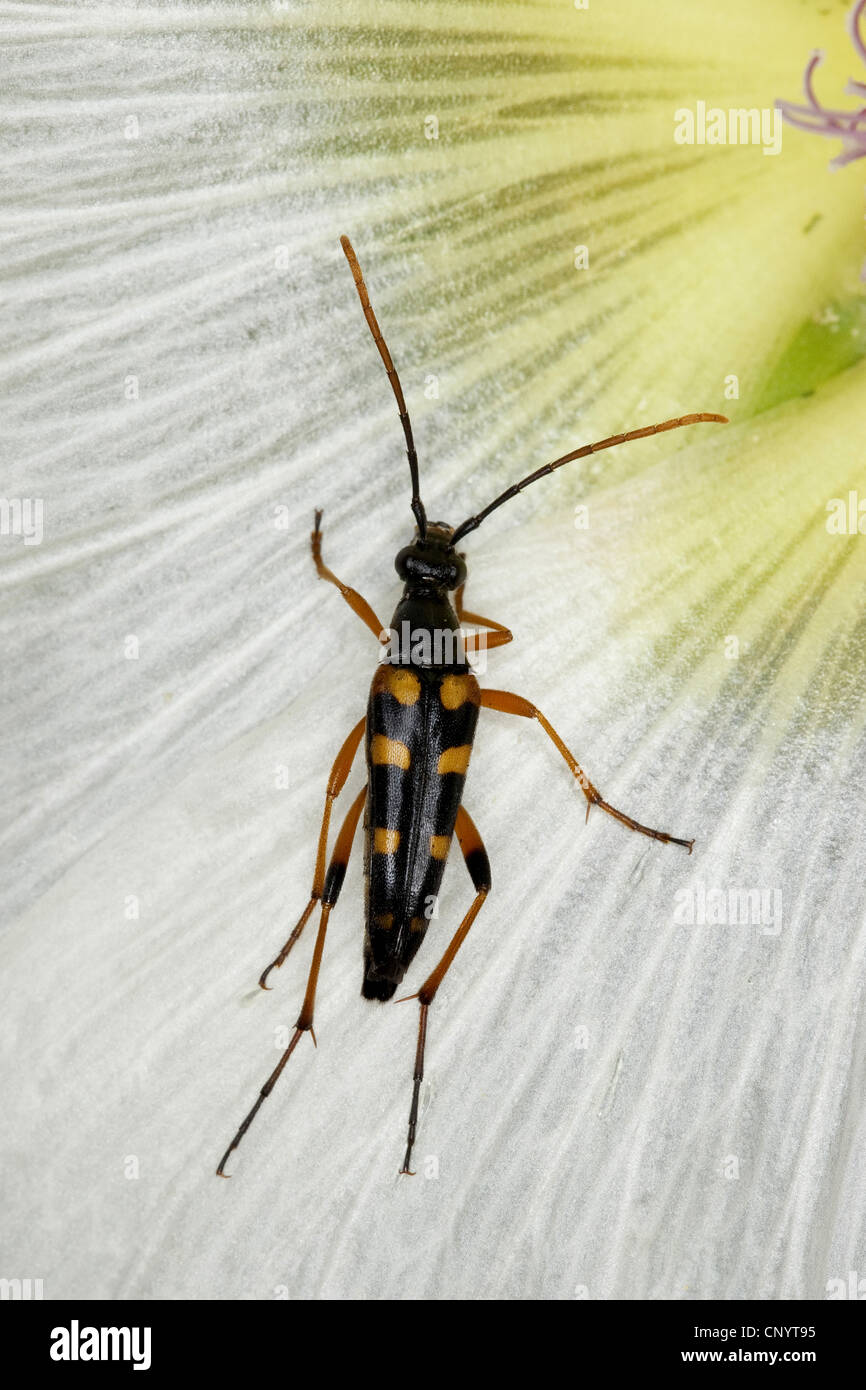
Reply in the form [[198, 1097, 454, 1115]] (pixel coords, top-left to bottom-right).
[[399, 1003, 429, 1176], [215, 1026, 306, 1177], [258, 897, 319, 990]]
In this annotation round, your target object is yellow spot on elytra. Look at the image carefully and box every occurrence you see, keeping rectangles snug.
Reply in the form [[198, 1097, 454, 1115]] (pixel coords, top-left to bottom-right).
[[437, 745, 472, 775], [373, 913, 394, 931], [430, 834, 451, 860], [440, 673, 478, 710], [410, 917, 427, 932], [373, 828, 400, 854], [386, 668, 420, 705], [371, 734, 410, 769]]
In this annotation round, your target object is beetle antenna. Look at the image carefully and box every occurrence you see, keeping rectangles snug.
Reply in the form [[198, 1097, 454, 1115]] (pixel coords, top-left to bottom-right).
[[340, 235, 427, 539], [450, 412, 728, 545]]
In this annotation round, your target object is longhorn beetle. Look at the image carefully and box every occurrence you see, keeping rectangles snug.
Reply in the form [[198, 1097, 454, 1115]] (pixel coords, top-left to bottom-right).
[[216, 236, 727, 1178]]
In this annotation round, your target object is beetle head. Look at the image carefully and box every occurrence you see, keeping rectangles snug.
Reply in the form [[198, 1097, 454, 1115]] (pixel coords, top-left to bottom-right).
[[395, 522, 466, 591]]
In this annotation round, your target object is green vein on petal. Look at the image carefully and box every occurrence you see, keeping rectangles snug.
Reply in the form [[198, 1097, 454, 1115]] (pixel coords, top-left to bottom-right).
[[591, 360, 866, 736]]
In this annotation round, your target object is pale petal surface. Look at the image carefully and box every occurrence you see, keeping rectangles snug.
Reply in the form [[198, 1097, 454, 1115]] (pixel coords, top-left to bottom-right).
[[2, 1, 865, 1299]]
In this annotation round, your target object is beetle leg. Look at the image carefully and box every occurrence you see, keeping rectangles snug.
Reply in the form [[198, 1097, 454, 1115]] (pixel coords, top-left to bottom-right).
[[455, 583, 514, 653], [397, 804, 491, 1176], [216, 784, 367, 1177], [480, 688, 694, 852], [259, 716, 366, 989], [312, 511, 388, 642]]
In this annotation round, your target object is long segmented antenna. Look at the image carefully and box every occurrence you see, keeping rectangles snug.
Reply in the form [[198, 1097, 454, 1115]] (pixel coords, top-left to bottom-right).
[[340, 235, 427, 539], [450, 412, 728, 545]]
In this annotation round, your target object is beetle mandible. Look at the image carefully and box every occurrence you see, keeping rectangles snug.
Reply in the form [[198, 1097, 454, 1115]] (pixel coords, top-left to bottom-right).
[[216, 236, 727, 1177]]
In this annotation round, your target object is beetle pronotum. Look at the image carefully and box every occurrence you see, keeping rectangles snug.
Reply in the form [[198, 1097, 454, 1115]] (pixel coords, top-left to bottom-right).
[[216, 236, 727, 1177]]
